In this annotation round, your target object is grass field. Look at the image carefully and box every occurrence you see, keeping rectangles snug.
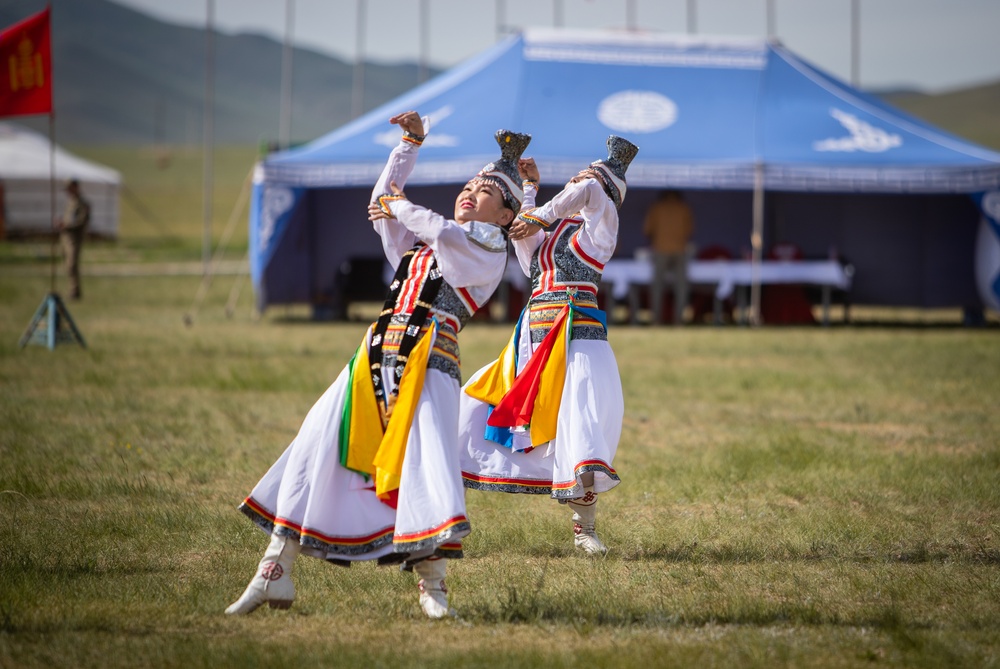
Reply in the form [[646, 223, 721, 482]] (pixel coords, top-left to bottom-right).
[[1, 146, 999, 667]]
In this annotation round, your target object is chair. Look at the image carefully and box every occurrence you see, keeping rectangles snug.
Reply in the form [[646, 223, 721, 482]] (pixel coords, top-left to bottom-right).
[[689, 245, 735, 324], [760, 243, 816, 325], [627, 283, 675, 324], [335, 256, 388, 320]]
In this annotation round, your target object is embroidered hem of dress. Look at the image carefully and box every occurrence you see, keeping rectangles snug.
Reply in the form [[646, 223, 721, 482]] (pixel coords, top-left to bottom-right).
[[392, 520, 471, 556], [239, 502, 396, 557], [462, 476, 553, 495], [550, 463, 621, 500]]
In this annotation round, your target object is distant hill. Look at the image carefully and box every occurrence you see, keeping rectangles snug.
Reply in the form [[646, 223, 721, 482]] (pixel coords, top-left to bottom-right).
[[880, 81, 1000, 151], [2, 0, 998, 150], [0, 0, 439, 145]]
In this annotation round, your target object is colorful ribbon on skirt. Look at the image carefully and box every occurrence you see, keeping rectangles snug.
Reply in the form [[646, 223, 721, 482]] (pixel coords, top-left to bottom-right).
[[465, 299, 606, 449], [339, 320, 437, 508]]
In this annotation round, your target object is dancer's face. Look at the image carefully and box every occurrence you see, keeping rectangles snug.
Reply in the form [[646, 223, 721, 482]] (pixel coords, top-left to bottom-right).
[[454, 179, 514, 227]]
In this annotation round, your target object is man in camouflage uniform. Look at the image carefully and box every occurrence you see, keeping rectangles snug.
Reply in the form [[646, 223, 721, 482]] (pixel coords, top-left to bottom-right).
[[56, 179, 90, 300]]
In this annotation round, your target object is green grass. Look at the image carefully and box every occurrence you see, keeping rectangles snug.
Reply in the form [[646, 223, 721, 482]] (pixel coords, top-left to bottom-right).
[[1, 143, 999, 666], [0, 260, 998, 668]]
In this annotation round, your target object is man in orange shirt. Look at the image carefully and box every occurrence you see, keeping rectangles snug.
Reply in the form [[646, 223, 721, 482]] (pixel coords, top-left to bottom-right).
[[643, 190, 694, 325]]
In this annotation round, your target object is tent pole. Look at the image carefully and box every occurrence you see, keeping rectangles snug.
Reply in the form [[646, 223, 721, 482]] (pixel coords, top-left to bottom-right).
[[750, 161, 764, 326], [224, 250, 250, 319], [184, 164, 254, 327]]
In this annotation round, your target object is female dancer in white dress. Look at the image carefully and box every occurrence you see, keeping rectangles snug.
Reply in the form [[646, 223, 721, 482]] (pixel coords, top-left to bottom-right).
[[459, 136, 638, 554], [226, 111, 531, 618]]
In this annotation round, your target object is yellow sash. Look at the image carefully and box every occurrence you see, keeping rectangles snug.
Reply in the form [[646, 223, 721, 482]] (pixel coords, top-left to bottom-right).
[[463, 325, 517, 407], [342, 322, 437, 502], [342, 327, 382, 478], [371, 321, 436, 501]]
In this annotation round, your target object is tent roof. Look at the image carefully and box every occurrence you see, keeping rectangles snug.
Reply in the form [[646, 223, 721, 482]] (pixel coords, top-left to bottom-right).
[[0, 122, 121, 184], [258, 28, 1000, 194]]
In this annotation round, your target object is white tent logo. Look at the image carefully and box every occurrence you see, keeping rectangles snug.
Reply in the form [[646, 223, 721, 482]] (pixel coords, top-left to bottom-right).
[[982, 190, 1000, 221], [598, 90, 677, 133], [259, 186, 295, 253], [813, 108, 902, 153]]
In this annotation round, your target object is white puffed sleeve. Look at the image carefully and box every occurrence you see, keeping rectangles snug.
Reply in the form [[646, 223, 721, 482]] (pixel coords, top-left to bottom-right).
[[524, 178, 618, 266], [370, 139, 420, 269], [512, 182, 543, 276], [382, 199, 508, 298]]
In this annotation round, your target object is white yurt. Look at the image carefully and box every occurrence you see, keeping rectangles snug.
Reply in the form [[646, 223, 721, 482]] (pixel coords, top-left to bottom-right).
[[0, 122, 120, 238]]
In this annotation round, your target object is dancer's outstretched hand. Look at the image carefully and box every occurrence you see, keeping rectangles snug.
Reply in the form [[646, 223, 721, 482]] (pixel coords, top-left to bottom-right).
[[389, 111, 424, 138], [508, 217, 542, 241]]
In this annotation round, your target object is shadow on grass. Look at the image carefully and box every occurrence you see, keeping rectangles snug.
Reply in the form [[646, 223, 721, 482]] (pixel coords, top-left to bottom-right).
[[462, 585, 946, 632], [616, 541, 1000, 565]]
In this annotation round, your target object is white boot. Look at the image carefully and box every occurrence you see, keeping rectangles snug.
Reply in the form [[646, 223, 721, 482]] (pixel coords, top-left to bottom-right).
[[567, 486, 608, 555], [414, 558, 456, 619], [225, 532, 302, 615]]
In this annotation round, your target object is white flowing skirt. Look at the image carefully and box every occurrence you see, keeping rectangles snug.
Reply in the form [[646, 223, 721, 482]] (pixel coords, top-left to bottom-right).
[[239, 363, 470, 563], [459, 324, 623, 500]]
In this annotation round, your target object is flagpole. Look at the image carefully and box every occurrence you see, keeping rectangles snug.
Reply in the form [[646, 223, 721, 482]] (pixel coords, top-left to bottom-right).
[[49, 110, 57, 294], [46, 1, 56, 294], [14, 4, 87, 349]]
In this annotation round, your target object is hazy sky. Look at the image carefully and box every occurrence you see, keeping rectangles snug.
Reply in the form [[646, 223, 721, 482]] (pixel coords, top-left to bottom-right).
[[109, 0, 1000, 93]]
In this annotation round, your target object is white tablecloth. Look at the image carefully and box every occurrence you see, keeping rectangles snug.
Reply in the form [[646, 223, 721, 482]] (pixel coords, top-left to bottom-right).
[[598, 259, 852, 301]]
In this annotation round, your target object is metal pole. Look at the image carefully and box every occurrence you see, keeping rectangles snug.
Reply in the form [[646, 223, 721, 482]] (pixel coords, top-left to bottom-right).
[[554, 0, 563, 28], [750, 161, 764, 326], [850, 0, 860, 87], [202, 0, 215, 275], [279, 0, 294, 149], [418, 0, 429, 83], [626, 0, 637, 31], [496, 0, 506, 40], [48, 112, 57, 294], [766, 0, 776, 39], [687, 0, 697, 34], [351, 0, 367, 119]]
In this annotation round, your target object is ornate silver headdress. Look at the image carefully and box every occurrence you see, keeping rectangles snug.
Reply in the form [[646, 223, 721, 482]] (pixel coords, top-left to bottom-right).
[[590, 135, 639, 208], [473, 130, 532, 211]]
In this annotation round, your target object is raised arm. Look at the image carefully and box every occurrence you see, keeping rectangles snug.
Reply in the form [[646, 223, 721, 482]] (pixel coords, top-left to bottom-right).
[[371, 191, 507, 291], [516, 171, 619, 266], [370, 111, 426, 268], [511, 157, 543, 276]]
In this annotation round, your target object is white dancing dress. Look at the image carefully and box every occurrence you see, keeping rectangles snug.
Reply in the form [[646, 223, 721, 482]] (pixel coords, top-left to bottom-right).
[[459, 177, 624, 500], [237, 136, 509, 565]]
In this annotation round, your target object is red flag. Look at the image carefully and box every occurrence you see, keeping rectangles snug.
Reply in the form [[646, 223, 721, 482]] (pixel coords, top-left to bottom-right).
[[0, 7, 52, 117]]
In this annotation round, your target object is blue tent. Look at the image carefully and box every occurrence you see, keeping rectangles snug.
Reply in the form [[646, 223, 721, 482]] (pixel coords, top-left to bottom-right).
[[250, 28, 1000, 315]]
